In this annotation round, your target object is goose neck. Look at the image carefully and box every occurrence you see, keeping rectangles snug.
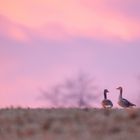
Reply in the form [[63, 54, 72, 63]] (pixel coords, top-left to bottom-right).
[[119, 89, 123, 99], [104, 91, 107, 99]]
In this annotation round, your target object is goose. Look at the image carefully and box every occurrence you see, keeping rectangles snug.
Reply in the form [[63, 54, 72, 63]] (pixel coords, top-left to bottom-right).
[[101, 89, 113, 108], [116, 86, 136, 108]]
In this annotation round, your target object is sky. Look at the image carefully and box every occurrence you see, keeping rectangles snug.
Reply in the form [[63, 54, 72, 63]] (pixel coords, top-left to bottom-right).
[[0, 0, 140, 108]]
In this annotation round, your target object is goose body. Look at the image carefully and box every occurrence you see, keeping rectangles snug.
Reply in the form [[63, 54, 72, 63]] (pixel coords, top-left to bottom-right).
[[102, 89, 113, 108], [117, 87, 136, 108]]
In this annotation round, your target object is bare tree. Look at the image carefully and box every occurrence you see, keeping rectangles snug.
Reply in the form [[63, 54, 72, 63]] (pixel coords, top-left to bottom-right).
[[40, 73, 100, 108]]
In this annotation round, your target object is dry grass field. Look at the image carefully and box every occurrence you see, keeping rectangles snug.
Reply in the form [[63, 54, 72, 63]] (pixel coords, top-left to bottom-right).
[[0, 108, 139, 140]]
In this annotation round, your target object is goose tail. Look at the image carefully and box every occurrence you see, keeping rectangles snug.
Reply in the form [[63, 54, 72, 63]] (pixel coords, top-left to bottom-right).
[[130, 102, 136, 106]]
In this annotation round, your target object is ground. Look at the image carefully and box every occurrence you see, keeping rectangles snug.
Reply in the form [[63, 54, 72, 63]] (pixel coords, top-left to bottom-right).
[[0, 108, 139, 140]]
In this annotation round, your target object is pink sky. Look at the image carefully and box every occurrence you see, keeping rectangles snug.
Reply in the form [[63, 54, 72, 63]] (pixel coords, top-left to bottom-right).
[[0, 0, 140, 107]]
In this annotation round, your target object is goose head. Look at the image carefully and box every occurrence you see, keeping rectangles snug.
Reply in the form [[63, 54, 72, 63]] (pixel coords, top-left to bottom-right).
[[104, 89, 109, 93], [116, 86, 123, 90]]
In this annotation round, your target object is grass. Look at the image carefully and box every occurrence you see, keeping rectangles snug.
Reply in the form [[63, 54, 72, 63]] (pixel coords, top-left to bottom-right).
[[0, 108, 139, 140]]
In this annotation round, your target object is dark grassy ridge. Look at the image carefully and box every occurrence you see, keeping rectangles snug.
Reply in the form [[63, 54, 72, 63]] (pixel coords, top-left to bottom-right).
[[0, 108, 139, 140]]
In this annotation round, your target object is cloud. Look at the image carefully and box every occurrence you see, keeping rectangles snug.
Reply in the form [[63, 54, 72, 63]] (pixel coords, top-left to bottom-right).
[[0, 15, 29, 43], [0, 0, 140, 42], [81, 0, 140, 19]]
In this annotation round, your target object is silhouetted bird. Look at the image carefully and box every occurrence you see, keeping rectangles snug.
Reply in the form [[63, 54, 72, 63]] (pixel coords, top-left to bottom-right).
[[116, 86, 136, 108], [101, 89, 113, 108]]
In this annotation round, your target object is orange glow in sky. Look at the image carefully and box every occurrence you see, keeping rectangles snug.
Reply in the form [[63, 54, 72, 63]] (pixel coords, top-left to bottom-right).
[[0, 0, 140, 41]]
